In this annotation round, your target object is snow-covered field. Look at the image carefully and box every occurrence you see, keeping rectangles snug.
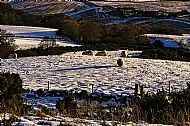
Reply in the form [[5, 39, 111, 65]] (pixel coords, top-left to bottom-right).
[[0, 25, 80, 50], [1, 51, 189, 96], [2, 112, 173, 125], [1, 51, 183, 125], [12, 115, 173, 126]]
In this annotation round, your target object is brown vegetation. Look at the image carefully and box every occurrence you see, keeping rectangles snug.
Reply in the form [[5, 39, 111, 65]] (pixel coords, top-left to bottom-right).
[[53, 87, 190, 125], [145, 1, 190, 7]]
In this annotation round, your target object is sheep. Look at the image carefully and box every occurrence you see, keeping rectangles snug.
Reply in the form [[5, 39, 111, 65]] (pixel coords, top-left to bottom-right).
[[8, 53, 17, 59], [117, 58, 124, 67], [82, 50, 94, 56], [95, 50, 108, 56], [121, 50, 128, 57]]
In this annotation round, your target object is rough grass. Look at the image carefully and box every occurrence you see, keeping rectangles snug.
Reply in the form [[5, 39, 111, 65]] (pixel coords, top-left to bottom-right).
[[92, 1, 190, 7], [91, 1, 190, 12], [144, 1, 190, 7], [147, 21, 190, 34]]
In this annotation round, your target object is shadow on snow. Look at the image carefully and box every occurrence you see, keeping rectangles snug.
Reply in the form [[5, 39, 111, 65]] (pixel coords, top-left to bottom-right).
[[54, 65, 117, 72]]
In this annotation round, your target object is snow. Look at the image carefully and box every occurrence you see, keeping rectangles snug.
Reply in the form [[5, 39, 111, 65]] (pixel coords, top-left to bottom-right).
[[1, 51, 190, 96], [0, 25, 57, 37], [11, 1, 87, 15], [155, 19, 190, 26], [144, 34, 190, 48], [0, 25, 80, 50], [11, 115, 174, 126], [148, 38, 179, 48]]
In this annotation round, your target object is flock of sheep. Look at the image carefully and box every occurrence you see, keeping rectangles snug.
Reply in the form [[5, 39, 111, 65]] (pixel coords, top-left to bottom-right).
[[82, 50, 129, 67]]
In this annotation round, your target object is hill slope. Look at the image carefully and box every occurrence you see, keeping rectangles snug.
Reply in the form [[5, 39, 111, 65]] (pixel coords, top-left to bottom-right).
[[11, 1, 92, 15]]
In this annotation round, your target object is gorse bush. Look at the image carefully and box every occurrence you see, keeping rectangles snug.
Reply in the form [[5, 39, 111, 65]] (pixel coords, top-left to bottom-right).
[[53, 87, 190, 125], [132, 89, 190, 125], [142, 47, 190, 62], [131, 94, 171, 124], [0, 73, 30, 124]]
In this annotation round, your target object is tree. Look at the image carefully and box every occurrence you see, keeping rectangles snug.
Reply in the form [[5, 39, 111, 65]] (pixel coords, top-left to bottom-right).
[[58, 18, 80, 41], [79, 21, 103, 43], [152, 40, 164, 48], [38, 37, 57, 49], [0, 29, 17, 58]]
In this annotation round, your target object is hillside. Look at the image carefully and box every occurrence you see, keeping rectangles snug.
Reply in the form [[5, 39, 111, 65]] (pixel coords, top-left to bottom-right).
[[10, 1, 190, 25], [1, 2, 190, 60], [91, 1, 190, 12], [11, 1, 190, 15], [11, 1, 93, 15]]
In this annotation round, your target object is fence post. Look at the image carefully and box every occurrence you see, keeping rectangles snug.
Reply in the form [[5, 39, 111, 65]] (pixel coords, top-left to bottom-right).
[[169, 81, 172, 95], [89, 84, 94, 93], [135, 84, 139, 96], [48, 80, 51, 91], [140, 85, 144, 97], [162, 86, 166, 96], [187, 82, 190, 90]]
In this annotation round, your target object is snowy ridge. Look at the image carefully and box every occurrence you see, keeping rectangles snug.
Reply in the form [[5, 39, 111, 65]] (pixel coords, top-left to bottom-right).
[[11, 1, 87, 15]]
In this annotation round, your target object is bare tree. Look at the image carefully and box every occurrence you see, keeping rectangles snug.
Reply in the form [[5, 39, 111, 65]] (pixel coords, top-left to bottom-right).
[[39, 37, 57, 49]]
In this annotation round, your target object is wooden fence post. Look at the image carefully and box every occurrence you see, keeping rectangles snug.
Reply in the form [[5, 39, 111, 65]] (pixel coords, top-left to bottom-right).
[[169, 81, 172, 95], [140, 85, 144, 97], [135, 84, 139, 96], [187, 82, 190, 90], [48, 80, 51, 91]]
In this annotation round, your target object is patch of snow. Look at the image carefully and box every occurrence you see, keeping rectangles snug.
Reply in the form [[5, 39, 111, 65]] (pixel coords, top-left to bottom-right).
[[149, 38, 179, 48], [144, 34, 190, 48], [0, 25, 80, 50]]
